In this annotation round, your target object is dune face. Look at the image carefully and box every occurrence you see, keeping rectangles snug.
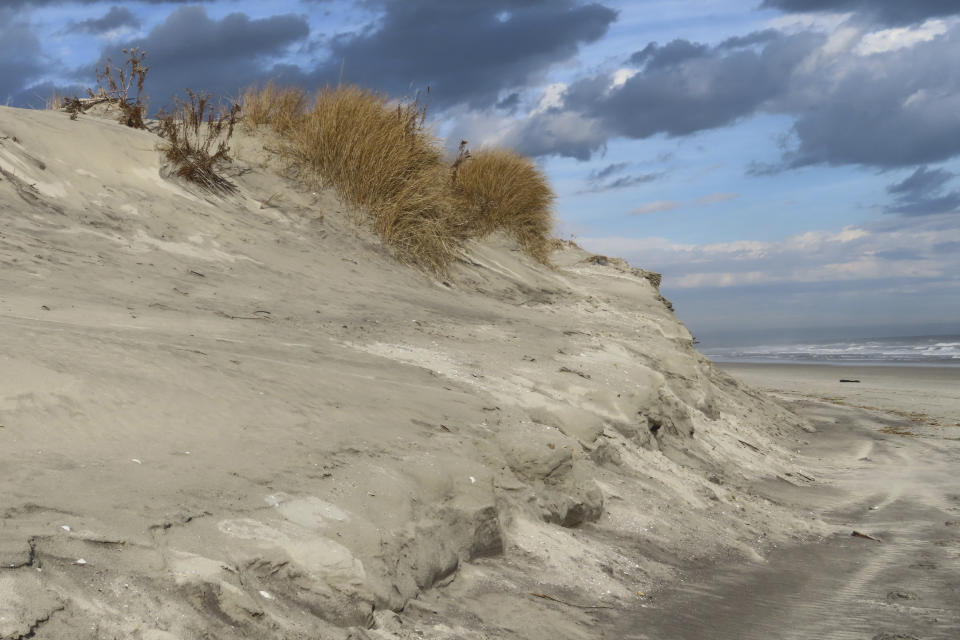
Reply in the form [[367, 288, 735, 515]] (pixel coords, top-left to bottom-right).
[[0, 106, 818, 638]]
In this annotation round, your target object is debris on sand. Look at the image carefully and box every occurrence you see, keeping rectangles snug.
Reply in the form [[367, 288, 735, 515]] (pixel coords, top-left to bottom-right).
[[851, 530, 882, 542]]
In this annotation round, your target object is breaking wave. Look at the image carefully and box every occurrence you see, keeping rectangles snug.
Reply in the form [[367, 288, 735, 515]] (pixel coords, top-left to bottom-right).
[[704, 335, 960, 365]]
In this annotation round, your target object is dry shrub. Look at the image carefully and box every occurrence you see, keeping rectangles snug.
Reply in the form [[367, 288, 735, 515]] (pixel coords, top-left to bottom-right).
[[241, 82, 308, 134], [88, 48, 149, 128], [45, 91, 65, 111], [158, 90, 240, 192], [452, 148, 555, 263]]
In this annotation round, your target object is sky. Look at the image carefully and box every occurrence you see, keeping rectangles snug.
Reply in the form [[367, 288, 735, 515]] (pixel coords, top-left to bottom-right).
[[2, 0, 959, 344]]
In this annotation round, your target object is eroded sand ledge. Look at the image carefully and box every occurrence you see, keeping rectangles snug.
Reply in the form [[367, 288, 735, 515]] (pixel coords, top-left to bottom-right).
[[4, 106, 950, 639]]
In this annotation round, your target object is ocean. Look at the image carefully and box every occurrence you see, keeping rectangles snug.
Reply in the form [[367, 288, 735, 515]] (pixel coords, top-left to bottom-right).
[[701, 334, 960, 366]]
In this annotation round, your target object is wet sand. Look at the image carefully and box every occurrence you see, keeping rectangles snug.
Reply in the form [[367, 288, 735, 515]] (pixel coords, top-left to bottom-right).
[[609, 364, 960, 639], [721, 363, 960, 427]]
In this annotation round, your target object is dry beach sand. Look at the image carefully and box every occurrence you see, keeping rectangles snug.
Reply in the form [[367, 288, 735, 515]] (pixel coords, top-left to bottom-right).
[[1, 105, 958, 639]]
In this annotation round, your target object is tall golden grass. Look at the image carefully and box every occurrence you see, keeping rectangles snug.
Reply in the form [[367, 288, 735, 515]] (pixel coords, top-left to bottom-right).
[[452, 148, 555, 263], [241, 83, 554, 273], [240, 82, 307, 135]]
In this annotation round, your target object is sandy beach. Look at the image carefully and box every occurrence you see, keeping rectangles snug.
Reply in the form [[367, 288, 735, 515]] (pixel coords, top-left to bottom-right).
[[723, 363, 960, 428], [2, 104, 958, 639], [612, 363, 960, 640]]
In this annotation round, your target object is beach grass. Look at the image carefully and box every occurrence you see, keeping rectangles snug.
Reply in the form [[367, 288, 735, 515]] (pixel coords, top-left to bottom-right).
[[241, 83, 554, 273]]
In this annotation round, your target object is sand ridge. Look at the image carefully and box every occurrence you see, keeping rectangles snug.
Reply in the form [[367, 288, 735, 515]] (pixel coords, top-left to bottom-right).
[[2, 105, 830, 639]]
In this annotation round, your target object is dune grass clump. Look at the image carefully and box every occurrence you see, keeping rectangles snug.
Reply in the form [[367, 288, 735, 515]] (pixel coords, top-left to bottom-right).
[[240, 83, 554, 272], [280, 85, 466, 271], [157, 90, 240, 192], [452, 148, 555, 264], [240, 82, 308, 135]]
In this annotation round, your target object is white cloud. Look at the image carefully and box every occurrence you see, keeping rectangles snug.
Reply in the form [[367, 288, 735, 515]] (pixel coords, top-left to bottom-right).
[[855, 20, 949, 56], [765, 12, 854, 35], [609, 68, 639, 91], [673, 271, 772, 288], [530, 82, 567, 115], [578, 222, 960, 289]]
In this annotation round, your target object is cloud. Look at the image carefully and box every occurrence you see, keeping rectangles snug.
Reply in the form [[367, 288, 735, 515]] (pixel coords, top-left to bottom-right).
[[781, 22, 960, 170], [62, 6, 140, 36], [507, 30, 820, 160], [630, 192, 739, 215], [628, 39, 709, 68], [591, 32, 816, 139], [588, 162, 629, 181], [90, 6, 310, 110], [579, 162, 662, 193], [854, 19, 948, 54], [315, 0, 617, 110], [495, 92, 521, 112], [4, 0, 209, 7], [509, 109, 608, 161], [760, 1, 960, 26], [580, 219, 960, 295], [719, 29, 781, 49], [885, 166, 960, 216], [0, 9, 45, 104], [504, 19, 960, 170]]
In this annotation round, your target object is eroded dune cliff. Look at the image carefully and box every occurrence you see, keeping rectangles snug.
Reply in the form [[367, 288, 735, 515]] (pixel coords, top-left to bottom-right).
[[0, 106, 821, 639]]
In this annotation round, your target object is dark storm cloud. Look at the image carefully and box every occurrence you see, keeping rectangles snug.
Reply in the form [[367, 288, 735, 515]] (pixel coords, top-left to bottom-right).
[[62, 6, 140, 35], [597, 32, 817, 138], [495, 92, 521, 112], [772, 28, 960, 169], [578, 162, 662, 193], [628, 39, 709, 68], [760, 0, 960, 26], [0, 9, 46, 104], [96, 6, 309, 110], [513, 30, 820, 159], [885, 166, 960, 216], [718, 29, 780, 49], [514, 22, 960, 171], [583, 173, 662, 193], [888, 165, 955, 196], [5, 0, 217, 7], [315, 1, 617, 109], [588, 162, 629, 180]]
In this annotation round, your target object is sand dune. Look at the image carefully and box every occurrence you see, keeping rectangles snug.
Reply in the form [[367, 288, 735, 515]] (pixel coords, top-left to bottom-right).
[[0, 105, 895, 639]]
